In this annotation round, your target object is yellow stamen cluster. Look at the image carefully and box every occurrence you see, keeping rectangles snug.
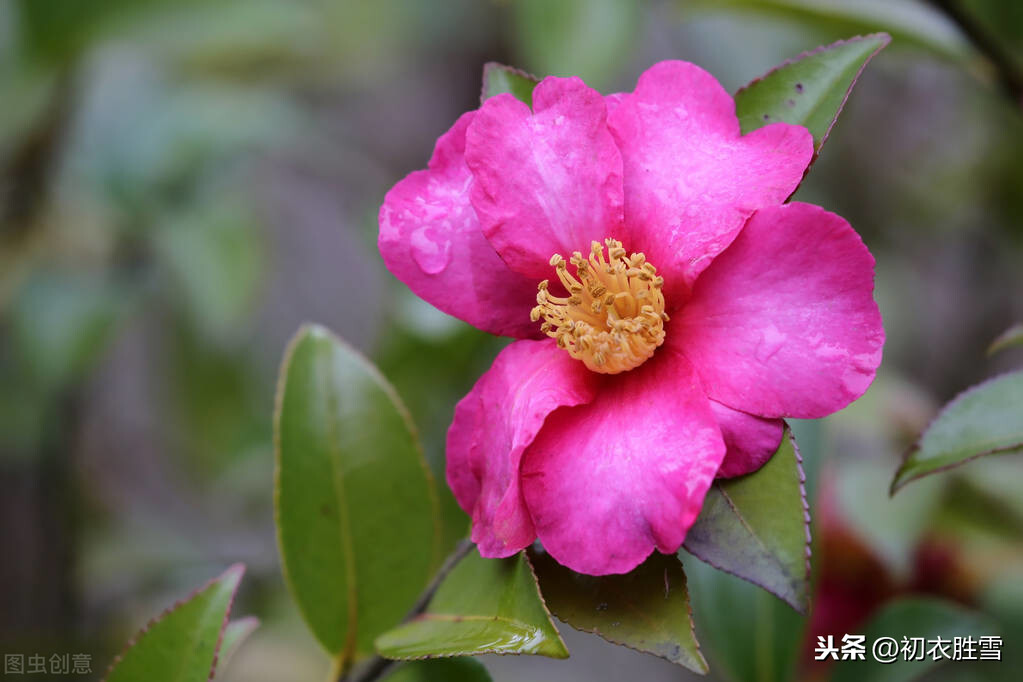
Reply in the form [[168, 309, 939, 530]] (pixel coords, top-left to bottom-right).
[[530, 238, 668, 374]]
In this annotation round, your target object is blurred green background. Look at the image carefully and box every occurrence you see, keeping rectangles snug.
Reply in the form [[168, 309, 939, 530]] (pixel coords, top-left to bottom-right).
[[2, 1, 1022, 680]]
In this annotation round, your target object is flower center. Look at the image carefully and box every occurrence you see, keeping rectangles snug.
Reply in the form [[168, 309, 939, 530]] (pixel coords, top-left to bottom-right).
[[531, 238, 668, 374]]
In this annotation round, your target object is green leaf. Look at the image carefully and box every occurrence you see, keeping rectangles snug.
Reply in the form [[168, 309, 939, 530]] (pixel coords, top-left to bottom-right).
[[683, 0, 967, 60], [104, 564, 244, 682], [10, 272, 126, 391], [382, 658, 492, 682], [510, 0, 639, 91], [214, 616, 259, 677], [375, 550, 568, 660], [834, 459, 943, 577], [682, 426, 810, 613], [274, 325, 442, 663], [988, 322, 1023, 356], [685, 559, 805, 682], [155, 199, 264, 343], [480, 62, 538, 107], [735, 33, 889, 156], [529, 549, 708, 673], [831, 598, 996, 682], [891, 371, 1023, 493]]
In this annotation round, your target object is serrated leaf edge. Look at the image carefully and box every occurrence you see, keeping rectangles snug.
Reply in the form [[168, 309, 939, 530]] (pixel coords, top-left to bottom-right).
[[537, 550, 710, 674], [682, 427, 811, 614], [101, 564, 245, 682], [480, 61, 540, 105], [736, 32, 891, 175], [890, 369, 1023, 494]]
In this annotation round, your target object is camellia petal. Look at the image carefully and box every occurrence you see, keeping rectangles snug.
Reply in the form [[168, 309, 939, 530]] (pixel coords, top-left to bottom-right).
[[710, 400, 785, 479], [465, 77, 625, 279], [678, 202, 884, 419], [383, 60, 885, 578], [608, 60, 814, 298], [520, 348, 726, 575], [446, 339, 599, 558], [604, 91, 627, 114], [378, 112, 539, 338]]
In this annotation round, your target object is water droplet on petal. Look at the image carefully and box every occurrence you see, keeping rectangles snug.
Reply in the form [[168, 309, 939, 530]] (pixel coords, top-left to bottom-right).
[[410, 225, 452, 274]]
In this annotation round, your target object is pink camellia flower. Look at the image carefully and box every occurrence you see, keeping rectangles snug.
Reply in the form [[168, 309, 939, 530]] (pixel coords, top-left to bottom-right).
[[379, 61, 884, 575]]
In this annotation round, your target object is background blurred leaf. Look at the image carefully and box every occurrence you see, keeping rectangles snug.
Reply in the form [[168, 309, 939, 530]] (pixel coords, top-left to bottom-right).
[[214, 616, 259, 678], [686, 558, 806, 682], [480, 62, 539, 107], [892, 370, 1023, 492], [164, 321, 268, 476], [830, 597, 995, 682], [735, 32, 890, 155], [104, 564, 244, 682], [0, 63, 57, 159], [980, 575, 1023, 682], [683, 0, 969, 59], [683, 427, 811, 614], [68, 77, 296, 211], [116, 0, 322, 77], [154, 199, 263, 342], [509, 0, 639, 91], [835, 459, 945, 578], [8, 271, 126, 390], [382, 658, 491, 682], [530, 549, 707, 673], [375, 550, 568, 660], [988, 322, 1023, 356], [274, 325, 442, 663], [14, 0, 202, 65]]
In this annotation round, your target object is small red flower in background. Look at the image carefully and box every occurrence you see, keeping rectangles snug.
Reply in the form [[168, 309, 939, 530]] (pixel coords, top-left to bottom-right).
[[379, 61, 884, 576]]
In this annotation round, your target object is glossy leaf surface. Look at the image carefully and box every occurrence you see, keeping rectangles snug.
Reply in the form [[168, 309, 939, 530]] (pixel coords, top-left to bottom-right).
[[275, 325, 441, 661], [375, 550, 567, 660]]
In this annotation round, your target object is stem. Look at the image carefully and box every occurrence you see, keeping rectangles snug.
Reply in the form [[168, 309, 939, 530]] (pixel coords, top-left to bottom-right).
[[339, 538, 475, 682], [928, 0, 1023, 109], [326, 654, 350, 682]]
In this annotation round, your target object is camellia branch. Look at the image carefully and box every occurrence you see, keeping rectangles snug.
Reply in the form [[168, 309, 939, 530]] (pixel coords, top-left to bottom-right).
[[928, 0, 1023, 109], [337, 538, 476, 682]]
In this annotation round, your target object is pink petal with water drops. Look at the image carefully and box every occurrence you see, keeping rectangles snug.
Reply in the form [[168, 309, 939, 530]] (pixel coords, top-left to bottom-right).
[[608, 60, 813, 300], [379, 111, 539, 338], [466, 77, 625, 279]]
